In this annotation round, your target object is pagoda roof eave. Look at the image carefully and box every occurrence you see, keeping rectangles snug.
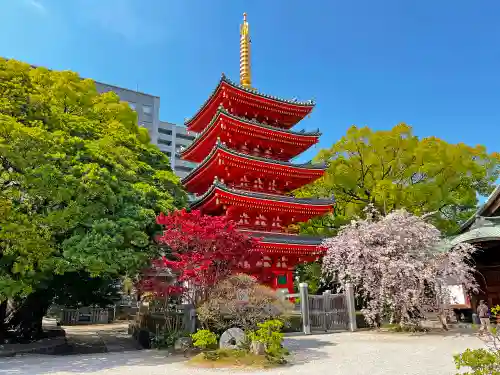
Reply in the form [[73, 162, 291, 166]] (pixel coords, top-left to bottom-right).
[[181, 108, 321, 159], [239, 230, 326, 256], [182, 142, 326, 186], [190, 180, 334, 211], [184, 74, 315, 129], [240, 230, 326, 245]]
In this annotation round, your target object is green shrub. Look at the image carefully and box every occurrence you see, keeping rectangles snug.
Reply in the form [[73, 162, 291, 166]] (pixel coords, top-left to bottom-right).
[[281, 314, 302, 333], [454, 324, 500, 374], [388, 324, 428, 333], [248, 319, 289, 364], [454, 348, 500, 375], [355, 311, 370, 329], [191, 329, 218, 350], [151, 330, 185, 349]]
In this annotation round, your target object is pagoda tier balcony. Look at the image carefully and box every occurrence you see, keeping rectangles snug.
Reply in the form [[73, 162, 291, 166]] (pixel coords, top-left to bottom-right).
[[238, 233, 325, 293], [226, 210, 304, 234], [241, 230, 326, 258], [182, 143, 327, 195], [181, 108, 321, 163], [185, 74, 315, 133], [190, 180, 334, 228], [237, 231, 326, 294]]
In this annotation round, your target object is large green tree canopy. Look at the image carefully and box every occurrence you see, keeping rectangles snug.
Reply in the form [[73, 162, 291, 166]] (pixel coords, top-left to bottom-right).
[[0, 58, 187, 303], [296, 124, 500, 235]]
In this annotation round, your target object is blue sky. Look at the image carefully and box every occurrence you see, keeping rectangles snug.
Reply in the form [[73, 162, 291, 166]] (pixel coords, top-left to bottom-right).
[[1, 0, 499, 166]]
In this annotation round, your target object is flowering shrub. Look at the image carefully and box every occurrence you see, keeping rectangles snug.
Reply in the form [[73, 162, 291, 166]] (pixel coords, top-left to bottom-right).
[[321, 207, 477, 328]]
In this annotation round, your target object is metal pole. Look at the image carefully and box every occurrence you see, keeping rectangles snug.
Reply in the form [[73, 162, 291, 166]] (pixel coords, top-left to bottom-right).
[[345, 283, 357, 332], [299, 283, 311, 335]]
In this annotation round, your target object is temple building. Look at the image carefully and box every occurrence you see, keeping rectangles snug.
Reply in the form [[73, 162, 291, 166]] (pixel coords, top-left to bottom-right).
[[180, 13, 334, 293], [449, 186, 500, 311]]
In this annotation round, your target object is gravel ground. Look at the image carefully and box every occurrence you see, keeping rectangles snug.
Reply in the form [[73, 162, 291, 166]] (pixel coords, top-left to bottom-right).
[[0, 331, 484, 375]]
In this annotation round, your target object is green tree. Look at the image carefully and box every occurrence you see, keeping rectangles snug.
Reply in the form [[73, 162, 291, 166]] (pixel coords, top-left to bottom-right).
[[0, 58, 186, 339], [294, 262, 323, 294], [296, 124, 500, 234]]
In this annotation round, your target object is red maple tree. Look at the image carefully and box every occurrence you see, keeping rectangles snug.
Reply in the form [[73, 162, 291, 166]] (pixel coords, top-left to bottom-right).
[[140, 209, 262, 304]]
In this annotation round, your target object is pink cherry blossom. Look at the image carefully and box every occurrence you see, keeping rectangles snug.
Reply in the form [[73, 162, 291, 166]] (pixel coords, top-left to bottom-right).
[[322, 207, 478, 327]]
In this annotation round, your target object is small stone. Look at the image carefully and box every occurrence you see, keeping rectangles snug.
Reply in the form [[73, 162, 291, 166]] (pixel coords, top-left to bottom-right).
[[219, 327, 245, 349], [174, 337, 192, 351], [250, 341, 265, 355]]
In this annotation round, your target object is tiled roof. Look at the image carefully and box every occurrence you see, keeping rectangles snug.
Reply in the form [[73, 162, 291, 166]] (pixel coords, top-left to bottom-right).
[[185, 74, 315, 126], [450, 226, 500, 246], [182, 141, 326, 184], [436, 216, 500, 253], [221, 74, 315, 106], [181, 107, 321, 156], [244, 231, 325, 245], [190, 180, 335, 209], [459, 185, 500, 233]]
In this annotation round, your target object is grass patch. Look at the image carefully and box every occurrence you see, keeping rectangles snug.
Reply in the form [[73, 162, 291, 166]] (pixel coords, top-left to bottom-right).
[[380, 323, 399, 330], [379, 323, 429, 333], [187, 349, 282, 369]]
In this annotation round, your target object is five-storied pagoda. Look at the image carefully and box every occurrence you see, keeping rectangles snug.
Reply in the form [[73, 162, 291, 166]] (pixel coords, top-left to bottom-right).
[[181, 13, 334, 293]]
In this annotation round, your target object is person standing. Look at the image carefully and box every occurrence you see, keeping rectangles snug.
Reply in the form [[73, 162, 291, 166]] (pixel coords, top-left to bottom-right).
[[477, 300, 490, 335]]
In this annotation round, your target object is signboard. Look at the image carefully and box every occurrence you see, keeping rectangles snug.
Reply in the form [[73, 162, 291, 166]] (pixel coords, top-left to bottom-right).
[[446, 284, 471, 309]]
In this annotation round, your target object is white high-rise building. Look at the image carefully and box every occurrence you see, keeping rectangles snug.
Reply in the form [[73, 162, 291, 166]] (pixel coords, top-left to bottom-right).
[[157, 121, 197, 178]]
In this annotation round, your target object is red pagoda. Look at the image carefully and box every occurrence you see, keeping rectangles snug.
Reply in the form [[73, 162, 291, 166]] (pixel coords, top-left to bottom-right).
[[181, 13, 334, 293]]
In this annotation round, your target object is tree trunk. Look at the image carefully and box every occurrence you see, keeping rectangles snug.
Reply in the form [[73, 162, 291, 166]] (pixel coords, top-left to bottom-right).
[[5, 289, 54, 342], [437, 311, 449, 331], [0, 300, 7, 342]]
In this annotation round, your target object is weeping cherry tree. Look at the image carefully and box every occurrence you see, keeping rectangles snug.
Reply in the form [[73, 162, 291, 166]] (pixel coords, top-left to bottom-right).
[[321, 208, 478, 329]]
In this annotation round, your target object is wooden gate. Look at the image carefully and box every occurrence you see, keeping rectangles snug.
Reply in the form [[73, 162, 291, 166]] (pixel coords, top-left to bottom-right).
[[60, 307, 111, 325], [308, 292, 349, 332]]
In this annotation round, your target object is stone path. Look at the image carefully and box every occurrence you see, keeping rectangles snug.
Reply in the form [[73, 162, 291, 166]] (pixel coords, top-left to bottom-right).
[[63, 322, 140, 354], [0, 331, 485, 375]]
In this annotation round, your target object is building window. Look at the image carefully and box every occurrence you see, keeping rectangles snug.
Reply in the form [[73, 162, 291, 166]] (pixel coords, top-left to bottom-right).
[[177, 133, 195, 141], [142, 105, 153, 115], [158, 128, 172, 135], [158, 139, 172, 146], [162, 151, 171, 157]]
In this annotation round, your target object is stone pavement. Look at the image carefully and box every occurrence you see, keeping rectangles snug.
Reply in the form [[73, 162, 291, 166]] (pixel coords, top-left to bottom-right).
[[63, 322, 141, 354], [0, 322, 140, 358], [0, 330, 486, 375]]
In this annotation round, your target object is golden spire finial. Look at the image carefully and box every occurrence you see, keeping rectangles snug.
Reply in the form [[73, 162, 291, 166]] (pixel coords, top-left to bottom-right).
[[239, 12, 252, 89]]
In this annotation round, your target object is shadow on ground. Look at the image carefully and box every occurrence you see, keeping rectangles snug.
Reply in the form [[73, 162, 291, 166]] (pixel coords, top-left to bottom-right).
[[285, 336, 337, 365], [0, 351, 189, 374], [0, 335, 339, 373]]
